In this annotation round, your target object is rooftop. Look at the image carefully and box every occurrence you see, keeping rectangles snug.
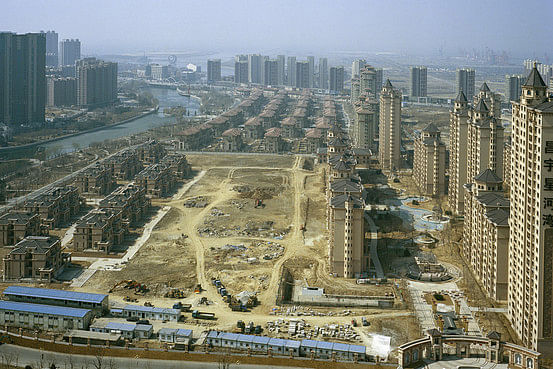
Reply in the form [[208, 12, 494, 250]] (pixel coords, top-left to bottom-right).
[[4, 285, 107, 304], [0, 300, 90, 318]]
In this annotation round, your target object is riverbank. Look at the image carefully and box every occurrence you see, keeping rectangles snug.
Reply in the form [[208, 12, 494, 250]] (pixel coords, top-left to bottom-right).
[[0, 106, 159, 155]]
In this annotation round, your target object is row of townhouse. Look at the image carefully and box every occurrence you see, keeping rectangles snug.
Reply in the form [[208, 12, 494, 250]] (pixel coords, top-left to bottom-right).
[[16, 186, 82, 232]]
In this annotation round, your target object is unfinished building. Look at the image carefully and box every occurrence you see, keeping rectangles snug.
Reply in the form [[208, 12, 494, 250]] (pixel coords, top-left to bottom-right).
[[0, 212, 41, 247], [264, 128, 285, 153], [74, 163, 116, 196], [3, 236, 70, 282], [73, 209, 127, 253], [98, 184, 150, 225], [21, 186, 81, 230], [135, 163, 175, 198], [136, 140, 166, 165], [103, 149, 143, 181], [160, 153, 190, 179], [222, 128, 244, 152]]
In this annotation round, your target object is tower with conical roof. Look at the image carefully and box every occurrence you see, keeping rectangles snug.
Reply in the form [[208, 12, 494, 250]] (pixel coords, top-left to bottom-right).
[[473, 82, 502, 118], [448, 90, 471, 214], [508, 64, 553, 351], [378, 80, 401, 171], [466, 90, 504, 191]]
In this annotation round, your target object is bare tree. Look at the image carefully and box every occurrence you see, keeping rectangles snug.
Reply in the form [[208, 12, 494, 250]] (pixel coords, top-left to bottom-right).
[[0, 352, 19, 369], [218, 348, 233, 369]]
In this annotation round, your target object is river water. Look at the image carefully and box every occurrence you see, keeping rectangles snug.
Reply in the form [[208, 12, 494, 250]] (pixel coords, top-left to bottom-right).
[[40, 87, 200, 154]]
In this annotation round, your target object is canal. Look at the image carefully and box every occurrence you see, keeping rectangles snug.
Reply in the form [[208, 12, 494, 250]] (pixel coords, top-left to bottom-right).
[[40, 87, 200, 154]]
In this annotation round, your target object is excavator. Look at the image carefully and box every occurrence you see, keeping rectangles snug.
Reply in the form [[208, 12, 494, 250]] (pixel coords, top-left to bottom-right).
[[109, 279, 133, 293]]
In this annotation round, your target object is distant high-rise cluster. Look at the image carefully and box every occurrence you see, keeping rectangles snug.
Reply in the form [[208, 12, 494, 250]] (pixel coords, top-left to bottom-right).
[[59, 39, 81, 67], [456, 68, 475, 100], [207, 59, 221, 83], [0, 32, 46, 125], [329, 66, 344, 93], [506, 74, 525, 103], [76, 58, 118, 108], [43, 30, 58, 67], [232, 54, 335, 90], [410, 66, 427, 98]]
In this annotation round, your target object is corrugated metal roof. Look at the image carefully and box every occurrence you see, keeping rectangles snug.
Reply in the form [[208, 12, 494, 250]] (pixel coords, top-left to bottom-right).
[[135, 324, 153, 331], [4, 285, 107, 304], [105, 322, 135, 331], [268, 338, 286, 347], [220, 332, 239, 341], [348, 344, 366, 354], [285, 339, 301, 349], [176, 329, 192, 337], [332, 342, 350, 352], [236, 334, 254, 343], [0, 300, 90, 318], [207, 331, 219, 338], [316, 341, 333, 350], [158, 328, 178, 335], [301, 339, 318, 348], [252, 336, 270, 344]]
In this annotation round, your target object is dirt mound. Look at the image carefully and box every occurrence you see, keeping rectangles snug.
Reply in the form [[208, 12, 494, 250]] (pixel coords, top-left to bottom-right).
[[233, 185, 281, 200]]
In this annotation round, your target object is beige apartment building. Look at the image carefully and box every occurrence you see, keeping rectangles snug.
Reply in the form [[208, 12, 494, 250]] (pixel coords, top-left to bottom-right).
[[462, 169, 509, 301], [3, 236, 70, 282], [466, 99, 504, 185], [508, 66, 553, 351], [448, 91, 470, 214], [328, 194, 366, 278], [379, 80, 401, 171], [413, 123, 446, 197], [352, 98, 378, 152], [0, 212, 41, 247]]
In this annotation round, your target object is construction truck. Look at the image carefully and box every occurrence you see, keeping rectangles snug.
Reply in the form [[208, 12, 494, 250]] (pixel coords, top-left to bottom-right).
[[173, 302, 192, 312], [230, 303, 247, 312], [191, 310, 216, 320], [194, 284, 202, 293]]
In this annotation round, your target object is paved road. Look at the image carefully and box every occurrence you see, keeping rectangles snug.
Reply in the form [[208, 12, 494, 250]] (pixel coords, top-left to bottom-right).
[[0, 344, 299, 369]]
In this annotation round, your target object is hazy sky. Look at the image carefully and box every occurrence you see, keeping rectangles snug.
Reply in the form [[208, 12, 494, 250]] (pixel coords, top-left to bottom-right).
[[2, 0, 552, 57]]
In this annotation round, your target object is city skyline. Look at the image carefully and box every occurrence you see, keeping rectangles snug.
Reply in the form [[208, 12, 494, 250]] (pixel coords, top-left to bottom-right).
[[1, 0, 552, 57]]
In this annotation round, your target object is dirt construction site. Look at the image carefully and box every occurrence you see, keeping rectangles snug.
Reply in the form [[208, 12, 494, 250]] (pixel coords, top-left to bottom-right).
[[76, 153, 418, 354]]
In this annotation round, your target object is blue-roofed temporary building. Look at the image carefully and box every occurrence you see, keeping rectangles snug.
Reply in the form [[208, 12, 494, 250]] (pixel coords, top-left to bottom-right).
[[90, 321, 152, 340], [332, 342, 350, 359], [206, 331, 221, 347], [201, 331, 366, 362], [284, 339, 301, 356], [316, 341, 334, 359], [122, 304, 181, 321], [220, 332, 239, 348], [159, 328, 192, 345], [134, 324, 153, 339], [3, 286, 108, 315], [251, 336, 270, 352], [0, 300, 93, 331], [268, 337, 286, 354], [348, 344, 367, 361], [236, 334, 254, 349], [300, 339, 318, 356]]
